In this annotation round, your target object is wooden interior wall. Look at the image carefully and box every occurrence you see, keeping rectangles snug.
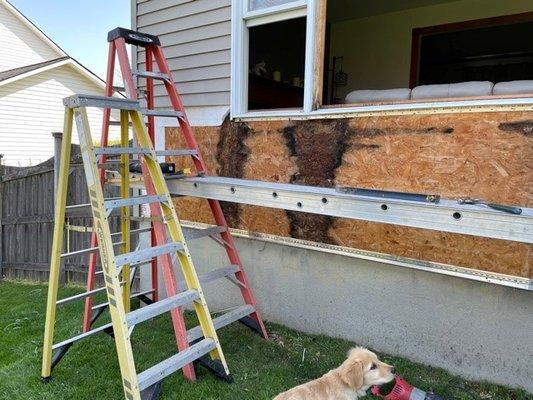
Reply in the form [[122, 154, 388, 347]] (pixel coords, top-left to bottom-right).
[[167, 112, 533, 278]]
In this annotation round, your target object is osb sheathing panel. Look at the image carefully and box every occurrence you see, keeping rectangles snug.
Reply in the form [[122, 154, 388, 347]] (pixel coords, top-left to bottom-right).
[[166, 112, 532, 278]]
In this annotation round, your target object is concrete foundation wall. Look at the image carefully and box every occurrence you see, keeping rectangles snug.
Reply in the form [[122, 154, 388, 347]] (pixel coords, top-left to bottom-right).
[[141, 229, 533, 392]]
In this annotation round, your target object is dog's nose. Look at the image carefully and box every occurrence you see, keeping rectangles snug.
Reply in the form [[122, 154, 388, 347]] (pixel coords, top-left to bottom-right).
[[390, 367, 396, 374]]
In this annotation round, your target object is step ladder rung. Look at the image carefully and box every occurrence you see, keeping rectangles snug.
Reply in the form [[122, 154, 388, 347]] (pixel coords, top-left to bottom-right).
[[187, 305, 255, 343], [56, 286, 106, 305], [95, 147, 152, 156], [155, 149, 198, 157], [137, 338, 216, 391], [177, 265, 239, 289], [184, 226, 226, 241], [63, 94, 140, 110], [125, 289, 199, 327], [141, 109, 184, 118], [133, 70, 171, 80], [52, 322, 113, 350], [92, 288, 155, 311], [115, 242, 184, 268], [104, 195, 168, 210]]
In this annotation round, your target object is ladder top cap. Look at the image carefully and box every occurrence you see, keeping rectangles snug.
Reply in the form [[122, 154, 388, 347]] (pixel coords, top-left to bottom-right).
[[63, 94, 140, 110], [108, 27, 161, 47]]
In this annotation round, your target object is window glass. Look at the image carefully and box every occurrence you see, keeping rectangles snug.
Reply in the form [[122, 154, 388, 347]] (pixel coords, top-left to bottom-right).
[[249, 0, 299, 11]]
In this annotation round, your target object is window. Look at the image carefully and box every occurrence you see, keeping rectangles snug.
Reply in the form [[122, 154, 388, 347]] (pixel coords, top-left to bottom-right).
[[231, 1, 533, 119]]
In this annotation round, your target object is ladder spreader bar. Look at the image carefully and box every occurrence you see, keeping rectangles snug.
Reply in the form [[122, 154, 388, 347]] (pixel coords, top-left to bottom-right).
[[95, 147, 151, 155], [137, 338, 217, 391], [104, 195, 167, 210], [155, 149, 198, 157], [141, 109, 184, 118], [63, 94, 140, 110], [115, 242, 184, 268], [125, 289, 199, 327], [184, 226, 226, 241], [165, 176, 532, 244], [132, 70, 171, 80], [52, 322, 113, 351]]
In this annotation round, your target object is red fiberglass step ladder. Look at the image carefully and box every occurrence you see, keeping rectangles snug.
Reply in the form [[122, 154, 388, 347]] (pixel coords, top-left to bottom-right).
[[81, 26, 269, 367]]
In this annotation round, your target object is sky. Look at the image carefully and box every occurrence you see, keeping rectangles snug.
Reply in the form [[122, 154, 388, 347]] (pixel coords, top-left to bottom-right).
[[9, 0, 130, 79]]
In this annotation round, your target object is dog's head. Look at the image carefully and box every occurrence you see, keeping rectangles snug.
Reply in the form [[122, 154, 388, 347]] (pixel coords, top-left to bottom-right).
[[339, 347, 395, 391]]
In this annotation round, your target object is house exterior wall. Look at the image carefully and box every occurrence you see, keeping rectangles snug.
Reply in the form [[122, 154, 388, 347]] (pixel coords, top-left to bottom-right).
[[134, 0, 231, 124], [0, 64, 119, 166], [0, 1, 61, 71]]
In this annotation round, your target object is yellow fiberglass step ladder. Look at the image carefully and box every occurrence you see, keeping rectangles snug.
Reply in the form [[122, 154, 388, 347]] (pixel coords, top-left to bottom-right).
[[41, 94, 229, 400]]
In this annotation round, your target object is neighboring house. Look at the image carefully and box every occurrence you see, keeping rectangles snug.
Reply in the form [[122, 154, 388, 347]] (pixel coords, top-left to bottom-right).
[[132, 0, 533, 391], [0, 0, 118, 166]]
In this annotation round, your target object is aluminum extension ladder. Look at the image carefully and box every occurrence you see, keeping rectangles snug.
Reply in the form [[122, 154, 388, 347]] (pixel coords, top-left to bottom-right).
[[41, 94, 230, 400], [80, 27, 268, 343]]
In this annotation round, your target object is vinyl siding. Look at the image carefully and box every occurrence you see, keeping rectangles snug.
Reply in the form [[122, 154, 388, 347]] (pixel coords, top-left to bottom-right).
[[0, 2, 62, 72], [134, 0, 231, 109], [0, 64, 120, 166]]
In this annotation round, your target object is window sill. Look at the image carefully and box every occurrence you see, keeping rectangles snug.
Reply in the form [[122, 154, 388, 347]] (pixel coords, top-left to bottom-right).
[[233, 96, 533, 121]]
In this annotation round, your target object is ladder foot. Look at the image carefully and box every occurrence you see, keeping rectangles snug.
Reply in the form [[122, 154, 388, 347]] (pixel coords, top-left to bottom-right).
[[140, 380, 162, 400], [41, 376, 52, 384], [194, 357, 233, 383], [239, 315, 268, 339]]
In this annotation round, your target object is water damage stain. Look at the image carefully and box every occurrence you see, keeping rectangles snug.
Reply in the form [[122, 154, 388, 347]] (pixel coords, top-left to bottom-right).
[[216, 117, 253, 227], [282, 119, 354, 243], [498, 120, 533, 136]]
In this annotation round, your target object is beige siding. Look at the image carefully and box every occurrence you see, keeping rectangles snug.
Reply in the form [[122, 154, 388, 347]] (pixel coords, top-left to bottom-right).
[[0, 64, 119, 166], [134, 0, 231, 109], [0, 1, 62, 71]]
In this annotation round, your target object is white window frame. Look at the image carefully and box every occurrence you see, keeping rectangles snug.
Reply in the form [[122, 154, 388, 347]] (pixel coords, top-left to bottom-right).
[[231, 0, 320, 118], [231, 0, 533, 120]]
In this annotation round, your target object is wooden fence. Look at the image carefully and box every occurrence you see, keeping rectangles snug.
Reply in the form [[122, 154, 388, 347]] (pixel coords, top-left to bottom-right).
[[0, 144, 126, 284]]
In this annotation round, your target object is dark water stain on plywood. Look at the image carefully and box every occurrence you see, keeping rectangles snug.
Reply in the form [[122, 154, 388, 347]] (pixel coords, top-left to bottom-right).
[[216, 117, 254, 227], [498, 120, 533, 136]]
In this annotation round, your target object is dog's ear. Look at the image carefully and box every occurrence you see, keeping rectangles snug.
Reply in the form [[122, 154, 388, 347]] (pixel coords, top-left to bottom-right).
[[339, 359, 364, 389]]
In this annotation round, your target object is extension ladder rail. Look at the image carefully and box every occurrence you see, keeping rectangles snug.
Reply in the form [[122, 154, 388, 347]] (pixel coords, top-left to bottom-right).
[[81, 27, 268, 343], [41, 94, 230, 400]]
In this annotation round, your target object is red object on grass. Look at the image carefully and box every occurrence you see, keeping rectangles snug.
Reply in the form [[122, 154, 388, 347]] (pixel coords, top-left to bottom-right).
[[371, 375, 423, 400]]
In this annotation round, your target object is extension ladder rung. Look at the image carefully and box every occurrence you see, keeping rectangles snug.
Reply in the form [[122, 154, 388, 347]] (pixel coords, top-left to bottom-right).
[[104, 195, 168, 210], [155, 149, 198, 157], [141, 109, 184, 118], [52, 322, 113, 351], [115, 242, 184, 268], [187, 305, 255, 343], [60, 240, 124, 259], [137, 338, 217, 391], [184, 226, 226, 241], [66, 197, 121, 210], [110, 226, 152, 237], [177, 265, 239, 289], [63, 94, 139, 110], [92, 288, 155, 311], [125, 289, 199, 327], [132, 69, 171, 81], [95, 147, 151, 156]]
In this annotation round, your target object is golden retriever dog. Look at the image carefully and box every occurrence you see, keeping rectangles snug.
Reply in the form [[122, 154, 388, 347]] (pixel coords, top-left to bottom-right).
[[274, 347, 395, 400]]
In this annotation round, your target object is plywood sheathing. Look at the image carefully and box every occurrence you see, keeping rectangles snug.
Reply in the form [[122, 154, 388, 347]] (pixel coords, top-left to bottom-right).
[[166, 125, 217, 225], [331, 112, 532, 277], [166, 111, 532, 278], [240, 120, 295, 236]]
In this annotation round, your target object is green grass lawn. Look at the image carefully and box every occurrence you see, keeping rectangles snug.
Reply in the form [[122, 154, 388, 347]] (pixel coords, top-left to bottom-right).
[[0, 280, 530, 400]]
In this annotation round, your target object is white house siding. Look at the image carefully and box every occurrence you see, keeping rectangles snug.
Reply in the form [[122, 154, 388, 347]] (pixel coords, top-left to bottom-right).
[[134, 0, 231, 125], [0, 64, 119, 166], [0, 2, 61, 72]]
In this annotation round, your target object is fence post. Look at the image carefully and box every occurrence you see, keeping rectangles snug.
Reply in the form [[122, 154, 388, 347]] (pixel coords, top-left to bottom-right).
[[52, 132, 67, 285], [0, 154, 4, 280]]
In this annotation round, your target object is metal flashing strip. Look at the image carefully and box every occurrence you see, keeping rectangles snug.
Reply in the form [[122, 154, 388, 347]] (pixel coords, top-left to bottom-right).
[[167, 176, 532, 244], [181, 221, 532, 291]]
